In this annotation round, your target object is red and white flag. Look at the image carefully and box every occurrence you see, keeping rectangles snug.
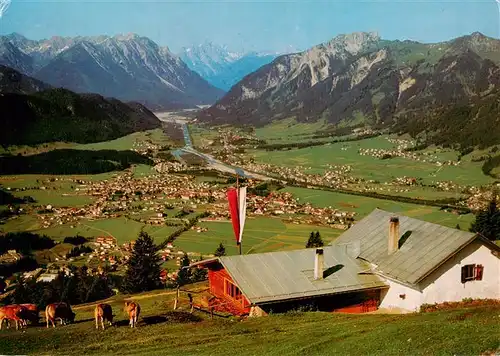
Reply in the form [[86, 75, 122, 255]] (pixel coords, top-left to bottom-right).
[[227, 186, 247, 245]]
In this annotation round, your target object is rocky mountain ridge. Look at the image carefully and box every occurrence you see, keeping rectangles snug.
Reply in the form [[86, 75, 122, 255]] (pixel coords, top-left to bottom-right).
[[199, 32, 500, 148], [0, 33, 224, 110]]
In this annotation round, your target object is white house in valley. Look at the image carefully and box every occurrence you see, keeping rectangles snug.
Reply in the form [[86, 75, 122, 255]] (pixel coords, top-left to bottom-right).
[[194, 209, 499, 316], [333, 209, 500, 312]]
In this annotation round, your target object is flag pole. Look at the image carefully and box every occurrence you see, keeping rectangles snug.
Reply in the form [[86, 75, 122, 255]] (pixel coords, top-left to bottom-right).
[[236, 173, 242, 255]]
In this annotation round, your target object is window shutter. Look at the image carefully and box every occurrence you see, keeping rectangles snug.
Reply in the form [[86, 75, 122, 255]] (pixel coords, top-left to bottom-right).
[[475, 265, 484, 281], [461, 266, 467, 283]]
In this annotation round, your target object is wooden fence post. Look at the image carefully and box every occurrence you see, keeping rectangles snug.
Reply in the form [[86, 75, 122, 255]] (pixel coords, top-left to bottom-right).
[[188, 293, 194, 314], [173, 287, 180, 310]]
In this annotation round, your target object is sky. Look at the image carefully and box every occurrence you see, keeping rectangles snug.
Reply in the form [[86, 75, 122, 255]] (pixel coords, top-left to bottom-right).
[[0, 0, 499, 53]]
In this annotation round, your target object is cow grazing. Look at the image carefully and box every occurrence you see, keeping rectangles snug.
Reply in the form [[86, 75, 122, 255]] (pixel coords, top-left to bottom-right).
[[45, 302, 76, 328], [19, 304, 38, 327], [0, 305, 28, 330], [95, 303, 113, 330], [124, 301, 140, 328]]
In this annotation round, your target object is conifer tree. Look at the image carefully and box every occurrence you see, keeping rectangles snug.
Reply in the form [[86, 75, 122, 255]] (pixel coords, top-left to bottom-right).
[[122, 232, 161, 293], [214, 242, 226, 257], [306, 231, 324, 248], [470, 197, 500, 241], [176, 253, 191, 286]]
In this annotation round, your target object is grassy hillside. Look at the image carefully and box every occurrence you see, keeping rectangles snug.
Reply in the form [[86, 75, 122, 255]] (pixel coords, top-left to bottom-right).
[[0, 149, 153, 175], [0, 287, 498, 355], [0, 87, 161, 147]]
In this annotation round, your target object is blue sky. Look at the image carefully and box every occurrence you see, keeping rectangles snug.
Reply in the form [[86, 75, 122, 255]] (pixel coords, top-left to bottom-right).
[[0, 0, 498, 53]]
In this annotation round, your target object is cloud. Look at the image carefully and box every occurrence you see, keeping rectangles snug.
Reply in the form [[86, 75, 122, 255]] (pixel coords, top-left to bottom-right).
[[0, 0, 11, 18]]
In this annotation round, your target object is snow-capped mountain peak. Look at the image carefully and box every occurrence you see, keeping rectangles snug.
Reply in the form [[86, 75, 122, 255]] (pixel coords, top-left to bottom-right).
[[179, 42, 284, 90]]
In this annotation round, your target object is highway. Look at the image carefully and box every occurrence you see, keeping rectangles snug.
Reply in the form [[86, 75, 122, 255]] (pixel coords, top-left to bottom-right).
[[156, 111, 270, 180]]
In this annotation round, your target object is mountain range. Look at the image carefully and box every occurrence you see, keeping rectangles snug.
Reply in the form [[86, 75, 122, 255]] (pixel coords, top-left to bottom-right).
[[199, 31, 500, 148], [0, 65, 161, 147], [0, 33, 224, 110], [179, 42, 281, 90]]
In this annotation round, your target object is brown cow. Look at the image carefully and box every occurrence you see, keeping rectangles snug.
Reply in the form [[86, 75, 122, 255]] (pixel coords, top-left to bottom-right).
[[19, 304, 38, 327], [45, 302, 76, 328], [94, 303, 113, 330], [0, 304, 35, 329], [124, 301, 140, 328], [0, 305, 28, 330]]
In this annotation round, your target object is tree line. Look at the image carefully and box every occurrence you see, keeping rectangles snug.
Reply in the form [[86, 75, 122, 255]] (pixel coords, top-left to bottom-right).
[[256, 133, 381, 151], [0, 88, 160, 147], [0, 149, 153, 175]]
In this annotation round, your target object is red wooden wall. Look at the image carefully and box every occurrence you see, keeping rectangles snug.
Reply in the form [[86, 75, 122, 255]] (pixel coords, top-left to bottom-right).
[[208, 266, 251, 315], [206, 263, 380, 315], [333, 290, 380, 313]]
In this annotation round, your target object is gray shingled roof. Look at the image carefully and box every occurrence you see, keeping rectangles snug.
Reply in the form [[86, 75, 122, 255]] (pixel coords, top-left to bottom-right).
[[332, 209, 479, 285], [219, 246, 386, 304]]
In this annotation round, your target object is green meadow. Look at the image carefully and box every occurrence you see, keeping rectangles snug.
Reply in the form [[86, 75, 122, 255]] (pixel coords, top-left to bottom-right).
[[250, 136, 493, 186], [75, 129, 170, 151], [284, 187, 474, 229], [174, 217, 343, 255], [33, 217, 180, 244], [254, 118, 331, 143]]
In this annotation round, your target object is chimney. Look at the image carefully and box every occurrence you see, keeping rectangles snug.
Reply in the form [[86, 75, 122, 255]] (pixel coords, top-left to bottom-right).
[[314, 248, 324, 280], [388, 217, 400, 254]]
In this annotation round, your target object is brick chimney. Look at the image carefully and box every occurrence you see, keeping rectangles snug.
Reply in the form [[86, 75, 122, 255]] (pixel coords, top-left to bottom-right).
[[314, 248, 324, 280], [388, 217, 400, 254]]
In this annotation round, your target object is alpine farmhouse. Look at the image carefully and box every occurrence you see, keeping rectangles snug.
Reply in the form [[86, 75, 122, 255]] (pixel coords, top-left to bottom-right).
[[193, 209, 500, 316]]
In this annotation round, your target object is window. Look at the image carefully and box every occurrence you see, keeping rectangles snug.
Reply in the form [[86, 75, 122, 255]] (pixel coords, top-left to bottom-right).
[[224, 279, 242, 300], [461, 264, 483, 283]]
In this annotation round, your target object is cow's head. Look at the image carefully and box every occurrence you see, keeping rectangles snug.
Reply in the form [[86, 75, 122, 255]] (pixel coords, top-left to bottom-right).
[[69, 311, 76, 323]]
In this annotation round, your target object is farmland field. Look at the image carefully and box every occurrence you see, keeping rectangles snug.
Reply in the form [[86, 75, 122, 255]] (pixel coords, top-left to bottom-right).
[[284, 187, 474, 229], [254, 118, 331, 143], [75, 129, 171, 151], [175, 217, 343, 255], [33, 217, 180, 244], [249, 135, 493, 186]]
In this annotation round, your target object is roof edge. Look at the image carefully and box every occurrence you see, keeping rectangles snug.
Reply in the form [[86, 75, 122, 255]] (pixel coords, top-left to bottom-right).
[[254, 285, 389, 306], [372, 270, 422, 291], [188, 257, 220, 268], [414, 233, 497, 284]]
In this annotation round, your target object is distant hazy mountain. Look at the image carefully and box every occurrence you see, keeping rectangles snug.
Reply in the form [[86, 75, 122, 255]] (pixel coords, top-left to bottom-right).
[[180, 42, 280, 90], [0, 66, 161, 146], [0, 33, 224, 110], [200, 31, 500, 148]]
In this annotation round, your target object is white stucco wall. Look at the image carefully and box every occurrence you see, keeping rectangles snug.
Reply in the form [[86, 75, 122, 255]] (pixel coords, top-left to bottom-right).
[[420, 241, 499, 304], [379, 240, 500, 312], [379, 278, 422, 312]]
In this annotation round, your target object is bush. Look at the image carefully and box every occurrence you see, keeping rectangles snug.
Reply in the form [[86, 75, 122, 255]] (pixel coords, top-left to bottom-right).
[[63, 235, 89, 245], [0, 257, 39, 277], [0, 232, 55, 255], [420, 299, 500, 312], [7, 267, 114, 309], [66, 245, 93, 258]]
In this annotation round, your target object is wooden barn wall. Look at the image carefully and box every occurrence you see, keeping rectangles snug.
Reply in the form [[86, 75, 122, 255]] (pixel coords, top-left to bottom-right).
[[208, 266, 251, 314]]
